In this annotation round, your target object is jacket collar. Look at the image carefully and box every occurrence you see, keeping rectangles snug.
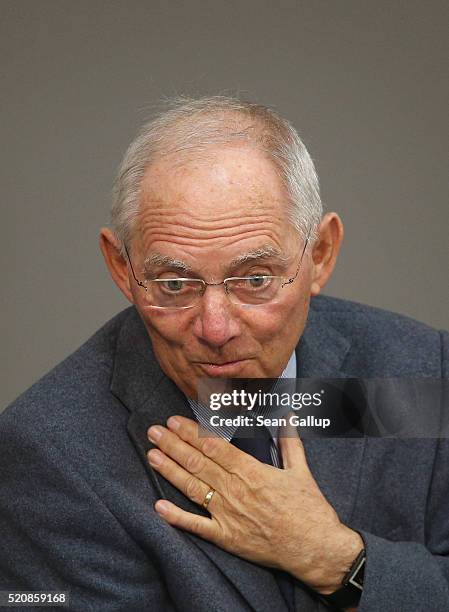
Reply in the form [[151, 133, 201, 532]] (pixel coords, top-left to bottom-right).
[[295, 306, 351, 378], [112, 305, 365, 612]]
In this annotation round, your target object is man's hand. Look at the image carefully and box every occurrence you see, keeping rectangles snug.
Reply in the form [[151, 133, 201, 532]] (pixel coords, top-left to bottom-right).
[[147, 415, 363, 595]]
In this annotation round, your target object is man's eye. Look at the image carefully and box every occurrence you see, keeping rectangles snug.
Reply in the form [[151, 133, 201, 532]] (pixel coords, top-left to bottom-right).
[[248, 276, 268, 288], [162, 280, 184, 292]]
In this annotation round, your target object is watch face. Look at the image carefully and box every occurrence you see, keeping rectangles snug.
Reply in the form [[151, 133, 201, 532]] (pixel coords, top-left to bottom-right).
[[349, 573, 364, 590], [348, 556, 365, 590]]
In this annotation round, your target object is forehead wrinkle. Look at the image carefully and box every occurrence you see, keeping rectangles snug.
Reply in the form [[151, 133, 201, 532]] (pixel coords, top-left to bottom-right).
[[141, 205, 283, 226], [138, 207, 286, 251], [139, 215, 283, 242]]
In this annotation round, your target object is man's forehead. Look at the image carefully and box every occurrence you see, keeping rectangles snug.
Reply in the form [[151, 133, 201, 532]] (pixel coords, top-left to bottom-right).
[[139, 145, 287, 211], [135, 147, 293, 264]]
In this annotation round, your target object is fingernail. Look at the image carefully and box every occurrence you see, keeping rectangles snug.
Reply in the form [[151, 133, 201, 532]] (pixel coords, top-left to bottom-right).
[[148, 426, 162, 442], [148, 449, 163, 466], [155, 500, 169, 514], [167, 416, 180, 431]]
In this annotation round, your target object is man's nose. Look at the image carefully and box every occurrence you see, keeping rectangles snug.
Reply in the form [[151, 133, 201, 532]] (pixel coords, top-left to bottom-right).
[[192, 285, 241, 348]]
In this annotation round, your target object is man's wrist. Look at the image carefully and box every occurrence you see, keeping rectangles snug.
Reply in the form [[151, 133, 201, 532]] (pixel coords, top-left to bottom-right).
[[298, 524, 364, 595]]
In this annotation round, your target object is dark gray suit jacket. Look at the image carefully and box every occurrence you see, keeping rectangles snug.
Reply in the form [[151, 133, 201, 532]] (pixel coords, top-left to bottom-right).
[[1, 295, 448, 611]]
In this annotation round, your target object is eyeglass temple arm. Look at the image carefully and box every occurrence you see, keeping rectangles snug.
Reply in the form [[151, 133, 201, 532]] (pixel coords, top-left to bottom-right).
[[124, 244, 146, 289], [282, 231, 311, 287]]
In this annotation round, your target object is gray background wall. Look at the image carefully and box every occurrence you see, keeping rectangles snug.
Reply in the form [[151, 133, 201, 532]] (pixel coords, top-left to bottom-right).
[[2, 0, 448, 409]]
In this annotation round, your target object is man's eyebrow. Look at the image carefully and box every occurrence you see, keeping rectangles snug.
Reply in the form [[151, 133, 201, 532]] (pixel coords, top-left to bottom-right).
[[143, 254, 193, 274], [143, 245, 289, 276], [230, 245, 289, 267]]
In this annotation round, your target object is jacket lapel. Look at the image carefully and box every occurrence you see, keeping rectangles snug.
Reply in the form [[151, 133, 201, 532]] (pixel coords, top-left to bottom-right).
[[112, 306, 366, 612], [296, 308, 367, 524]]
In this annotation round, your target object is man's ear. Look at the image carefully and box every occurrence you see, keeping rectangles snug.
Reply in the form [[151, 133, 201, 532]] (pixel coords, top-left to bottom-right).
[[310, 213, 344, 297], [99, 228, 135, 304]]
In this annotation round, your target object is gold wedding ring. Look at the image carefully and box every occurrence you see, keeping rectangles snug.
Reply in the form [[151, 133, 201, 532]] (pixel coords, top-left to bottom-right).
[[202, 487, 215, 509]]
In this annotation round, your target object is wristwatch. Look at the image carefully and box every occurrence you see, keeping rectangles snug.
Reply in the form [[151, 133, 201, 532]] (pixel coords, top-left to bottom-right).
[[321, 548, 366, 610]]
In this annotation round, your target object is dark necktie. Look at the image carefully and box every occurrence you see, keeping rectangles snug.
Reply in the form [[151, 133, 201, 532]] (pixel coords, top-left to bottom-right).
[[231, 422, 295, 611]]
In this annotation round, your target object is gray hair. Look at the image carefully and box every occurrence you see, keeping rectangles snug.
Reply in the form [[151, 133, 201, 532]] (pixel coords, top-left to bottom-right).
[[111, 95, 322, 253]]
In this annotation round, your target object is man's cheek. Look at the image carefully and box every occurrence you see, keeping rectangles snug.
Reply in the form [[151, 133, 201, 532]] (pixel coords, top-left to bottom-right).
[[144, 315, 191, 344], [248, 308, 290, 337]]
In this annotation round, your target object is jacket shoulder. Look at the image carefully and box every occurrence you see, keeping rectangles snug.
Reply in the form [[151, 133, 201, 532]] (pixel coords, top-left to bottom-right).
[[311, 295, 446, 377], [0, 307, 136, 443], [0, 307, 148, 493]]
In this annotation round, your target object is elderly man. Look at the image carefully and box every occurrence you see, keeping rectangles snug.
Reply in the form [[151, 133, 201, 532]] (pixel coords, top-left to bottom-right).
[[0, 96, 448, 612]]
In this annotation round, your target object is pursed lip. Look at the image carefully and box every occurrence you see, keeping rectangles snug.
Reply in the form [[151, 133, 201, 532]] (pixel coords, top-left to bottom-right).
[[194, 359, 252, 376]]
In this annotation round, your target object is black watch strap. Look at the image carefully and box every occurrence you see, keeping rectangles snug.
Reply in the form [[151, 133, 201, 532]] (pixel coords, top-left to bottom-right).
[[321, 548, 365, 610]]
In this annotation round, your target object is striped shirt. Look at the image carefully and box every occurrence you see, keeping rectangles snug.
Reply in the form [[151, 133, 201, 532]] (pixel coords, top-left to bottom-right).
[[188, 352, 297, 468]]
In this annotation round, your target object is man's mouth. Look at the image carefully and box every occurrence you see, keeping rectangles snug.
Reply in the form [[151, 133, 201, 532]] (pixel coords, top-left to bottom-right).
[[195, 359, 250, 376]]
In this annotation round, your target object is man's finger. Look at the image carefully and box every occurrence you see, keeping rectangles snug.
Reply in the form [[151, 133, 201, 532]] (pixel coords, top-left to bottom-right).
[[147, 449, 219, 511], [166, 415, 258, 472], [148, 424, 224, 488], [154, 499, 218, 541], [278, 414, 308, 471]]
